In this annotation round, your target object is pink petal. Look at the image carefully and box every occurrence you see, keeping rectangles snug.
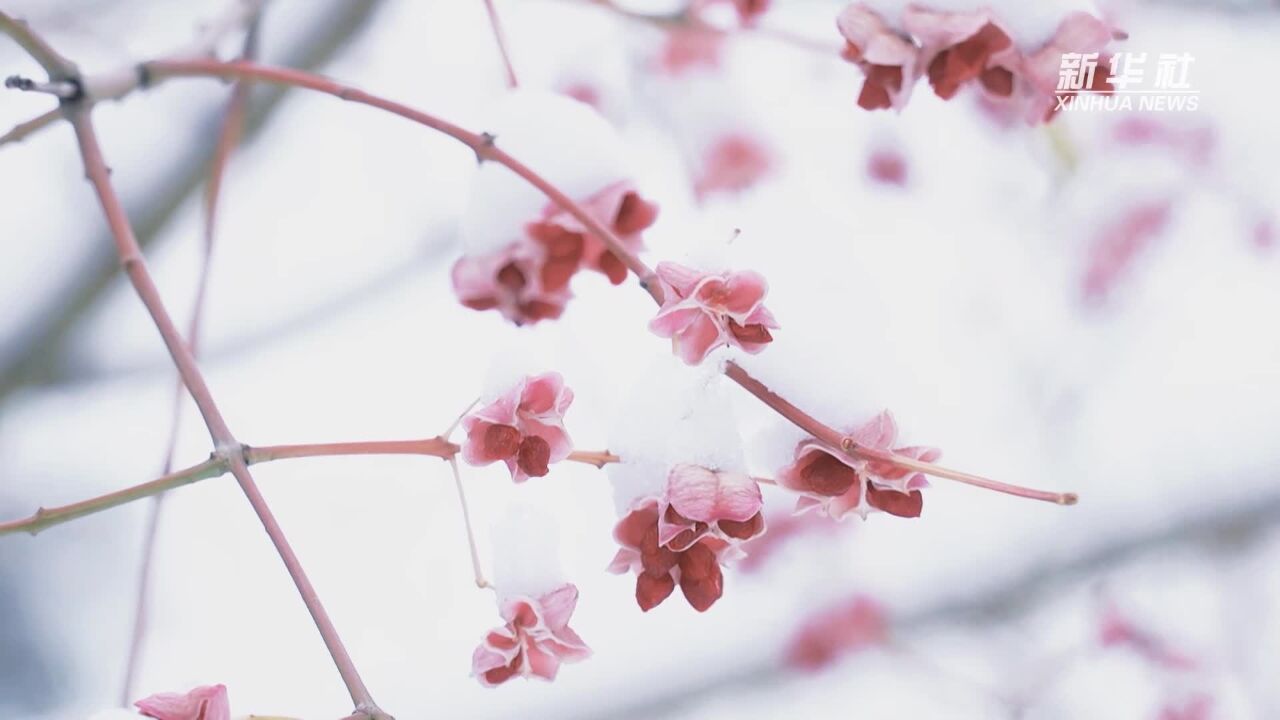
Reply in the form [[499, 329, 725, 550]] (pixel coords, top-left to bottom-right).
[[471, 383, 523, 426], [742, 303, 780, 329], [655, 261, 707, 298], [606, 547, 640, 574], [672, 311, 725, 365], [521, 419, 573, 464], [520, 372, 567, 415], [472, 645, 519, 687], [613, 501, 659, 549], [524, 642, 561, 681], [837, 6, 917, 67], [537, 584, 580, 630], [849, 410, 898, 449], [666, 464, 763, 523], [135, 685, 230, 720], [717, 271, 769, 317], [648, 302, 704, 338]]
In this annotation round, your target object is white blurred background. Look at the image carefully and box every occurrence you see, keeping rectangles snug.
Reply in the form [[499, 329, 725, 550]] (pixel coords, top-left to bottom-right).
[[1, 0, 1278, 718]]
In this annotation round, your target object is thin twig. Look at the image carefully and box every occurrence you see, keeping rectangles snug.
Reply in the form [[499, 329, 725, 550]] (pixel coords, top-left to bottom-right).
[[0, 10, 77, 78], [0, 438, 626, 537], [120, 17, 263, 705], [447, 457, 490, 589], [0, 107, 59, 146], [482, 0, 519, 89]]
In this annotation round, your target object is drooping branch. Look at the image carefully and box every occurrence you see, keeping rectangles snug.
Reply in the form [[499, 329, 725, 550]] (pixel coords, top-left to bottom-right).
[[142, 57, 665, 302], [482, 0, 520, 89], [122, 57, 1071, 507]]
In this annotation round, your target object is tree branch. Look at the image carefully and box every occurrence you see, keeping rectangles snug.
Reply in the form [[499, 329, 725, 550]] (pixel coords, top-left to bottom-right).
[[67, 105, 388, 718], [0, 0, 387, 405], [0, 439, 617, 537]]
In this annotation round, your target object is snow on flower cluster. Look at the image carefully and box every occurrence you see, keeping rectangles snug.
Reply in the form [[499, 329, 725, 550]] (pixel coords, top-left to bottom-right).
[[606, 361, 763, 611], [472, 583, 592, 686], [462, 371, 575, 482], [836, 1, 1120, 123], [473, 506, 591, 686], [452, 92, 659, 324]]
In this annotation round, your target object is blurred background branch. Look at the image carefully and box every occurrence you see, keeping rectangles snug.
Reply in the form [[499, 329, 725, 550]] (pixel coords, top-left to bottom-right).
[[0, 0, 387, 405]]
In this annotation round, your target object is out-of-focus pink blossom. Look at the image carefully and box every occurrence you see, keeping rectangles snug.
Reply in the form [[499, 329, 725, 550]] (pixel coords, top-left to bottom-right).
[[1099, 604, 1197, 670], [472, 583, 591, 687], [648, 261, 779, 365], [452, 243, 570, 326], [1157, 694, 1214, 720], [135, 684, 230, 720], [657, 27, 725, 76], [453, 182, 658, 325], [694, 132, 774, 199], [867, 147, 908, 186], [1082, 200, 1172, 304], [1112, 117, 1216, 169], [738, 511, 846, 573], [1254, 217, 1276, 251], [608, 466, 765, 612], [777, 410, 938, 520], [785, 595, 889, 671], [462, 372, 574, 482]]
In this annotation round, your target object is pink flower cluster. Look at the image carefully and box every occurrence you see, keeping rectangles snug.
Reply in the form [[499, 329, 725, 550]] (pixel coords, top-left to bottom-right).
[[778, 411, 938, 520], [452, 181, 658, 325], [472, 583, 591, 686], [694, 132, 775, 200], [649, 261, 779, 365], [609, 464, 765, 612], [135, 684, 229, 720], [462, 372, 575, 482], [837, 3, 1119, 123]]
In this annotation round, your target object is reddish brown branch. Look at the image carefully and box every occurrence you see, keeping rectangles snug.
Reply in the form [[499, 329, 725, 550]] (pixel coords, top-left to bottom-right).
[[144, 58, 664, 303], [724, 361, 1076, 506], [482, 0, 520, 89], [121, 22, 262, 705], [68, 108, 387, 719], [0, 11, 77, 78], [0, 437, 621, 537]]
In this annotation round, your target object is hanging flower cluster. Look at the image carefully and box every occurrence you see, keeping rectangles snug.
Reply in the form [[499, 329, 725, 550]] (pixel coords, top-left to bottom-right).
[[609, 464, 765, 611], [462, 372, 575, 482], [777, 411, 939, 520], [453, 180, 659, 325], [649, 262, 779, 365], [837, 3, 1119, 123], [472, 583, 592, 686]]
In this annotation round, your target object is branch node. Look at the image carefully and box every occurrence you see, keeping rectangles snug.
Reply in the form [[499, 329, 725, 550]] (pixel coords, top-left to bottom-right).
[[475, 132, 497, 164], [135, 62, 154, 89]]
